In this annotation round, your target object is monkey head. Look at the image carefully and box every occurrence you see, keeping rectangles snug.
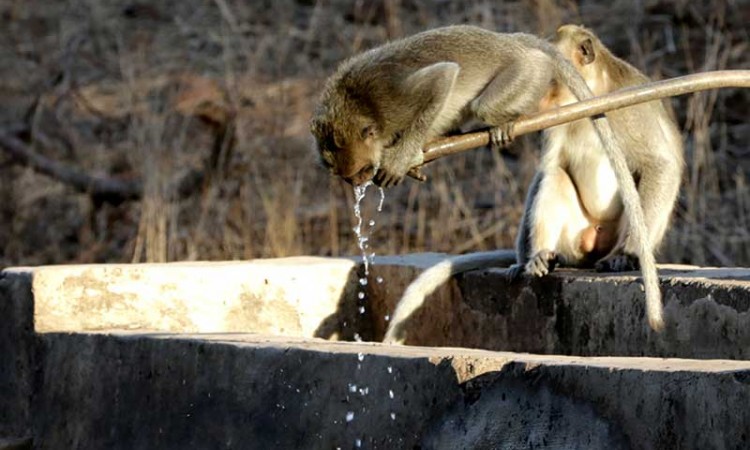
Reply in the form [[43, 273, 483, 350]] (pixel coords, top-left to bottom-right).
[[310, 109, 386, 186], [554, 25, 609, 96]]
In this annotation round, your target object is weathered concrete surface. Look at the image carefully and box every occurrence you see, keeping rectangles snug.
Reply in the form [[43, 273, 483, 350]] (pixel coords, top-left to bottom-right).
[[26, 257, 363, 338], [9, 254, 750, 360], [0, 271, 33, 440], [365, 256, 750, 359], [2, 256, 750, 448], [33, 332, 750, 450]]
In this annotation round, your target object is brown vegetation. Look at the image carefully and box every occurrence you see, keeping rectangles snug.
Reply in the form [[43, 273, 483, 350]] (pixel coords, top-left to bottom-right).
[[0, 0, 748, 267]]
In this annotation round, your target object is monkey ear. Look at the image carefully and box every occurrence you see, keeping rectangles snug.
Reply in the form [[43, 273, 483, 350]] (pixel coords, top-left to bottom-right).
[[579, 38, 596, 65]]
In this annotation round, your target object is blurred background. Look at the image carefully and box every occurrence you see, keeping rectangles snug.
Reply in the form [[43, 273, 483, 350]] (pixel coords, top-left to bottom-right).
[[0, 0, 747, 268]]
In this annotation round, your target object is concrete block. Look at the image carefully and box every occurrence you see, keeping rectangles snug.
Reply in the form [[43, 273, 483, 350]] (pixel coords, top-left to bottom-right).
[[33, 332, 750, 449], [364, 257, 750, 359], [0, 270, 33, 438]]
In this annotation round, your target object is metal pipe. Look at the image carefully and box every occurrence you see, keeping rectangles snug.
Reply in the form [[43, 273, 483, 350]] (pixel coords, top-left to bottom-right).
[[408, 70, 750, 179]]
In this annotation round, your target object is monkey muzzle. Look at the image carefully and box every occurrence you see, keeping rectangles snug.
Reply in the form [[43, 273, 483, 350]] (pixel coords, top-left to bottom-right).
[[342, 164, 376, 186]]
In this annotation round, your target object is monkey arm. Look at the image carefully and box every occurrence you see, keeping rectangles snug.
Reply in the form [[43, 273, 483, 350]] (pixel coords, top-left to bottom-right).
[[375, 62, 460, 188], [470, 52, 554, 148]]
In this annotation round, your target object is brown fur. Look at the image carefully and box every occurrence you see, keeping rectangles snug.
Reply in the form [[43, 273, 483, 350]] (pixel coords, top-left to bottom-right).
[[512, 25, 684, 331]]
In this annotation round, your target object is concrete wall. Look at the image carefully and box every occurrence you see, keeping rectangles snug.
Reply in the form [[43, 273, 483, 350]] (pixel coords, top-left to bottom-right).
[[0, 270, 33, 440], [31, 332, 750, 449], [22, 255, 750, 360], [367, 258, 750, 359], [2, 254, 750, 448]]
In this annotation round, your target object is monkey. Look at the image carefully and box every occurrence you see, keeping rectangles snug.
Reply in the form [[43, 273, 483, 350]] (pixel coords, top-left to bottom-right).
[[311, 25, 626, 189], [383, 25, 682, 344], [510, 24, 683, 292]]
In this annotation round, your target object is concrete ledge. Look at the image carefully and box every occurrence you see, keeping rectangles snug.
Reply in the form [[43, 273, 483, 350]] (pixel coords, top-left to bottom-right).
[[34, 332, 750, 449], [384, 264, 750, 359], [21, 257, 360, 336], [6, 254, 750, 360], [3, 255, 750, 448]]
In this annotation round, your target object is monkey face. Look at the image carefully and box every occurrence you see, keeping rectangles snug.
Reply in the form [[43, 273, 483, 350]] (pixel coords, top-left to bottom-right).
[[310, 116, 382, 186]]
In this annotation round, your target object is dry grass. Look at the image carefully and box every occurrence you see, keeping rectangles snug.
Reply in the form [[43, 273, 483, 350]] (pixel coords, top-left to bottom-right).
[[0, 0, 748, 268]]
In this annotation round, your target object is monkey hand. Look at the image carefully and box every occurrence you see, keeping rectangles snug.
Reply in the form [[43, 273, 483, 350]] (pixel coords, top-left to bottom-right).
[[375, 145, 424, 188], [489, 123, 515, 150], [373, 167, 408, 188]]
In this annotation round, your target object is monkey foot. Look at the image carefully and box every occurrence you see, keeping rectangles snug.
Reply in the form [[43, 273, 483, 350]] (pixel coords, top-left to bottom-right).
[[489, 123, 514, 150], [595, 253, 640, 272], [525, 250, 557, 277]]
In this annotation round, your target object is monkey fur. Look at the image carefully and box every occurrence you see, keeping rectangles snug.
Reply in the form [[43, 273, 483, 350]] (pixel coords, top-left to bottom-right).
[[383, 25, 681, 343], [312, 25, 620, 188]]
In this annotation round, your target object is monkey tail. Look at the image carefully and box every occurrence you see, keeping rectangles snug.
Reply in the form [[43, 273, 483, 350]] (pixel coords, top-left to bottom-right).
[[383, 250, 516, 344], [553, 57, 665, 332]]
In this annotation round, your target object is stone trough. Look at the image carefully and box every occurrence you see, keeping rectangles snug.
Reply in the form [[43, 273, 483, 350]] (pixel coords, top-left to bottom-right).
[[1, 254, 749, 449]]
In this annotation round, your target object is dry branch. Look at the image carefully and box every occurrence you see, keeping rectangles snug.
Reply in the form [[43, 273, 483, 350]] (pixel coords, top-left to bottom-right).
[[409, 70, 750, 179], [0, 130, 204, 203]]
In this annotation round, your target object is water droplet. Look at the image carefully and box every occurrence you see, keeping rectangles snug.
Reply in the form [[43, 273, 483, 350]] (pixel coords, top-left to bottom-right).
[[368, 219, 375, 227], [387, 366, 393, 374], [376, 276, 384, 284], [354, 333, 362, 342], [389, 390, 394, 399], [359, 278, 368, 286], [377, 187, 385, 211], [359, 306, 365, 314], [390, 412, 396, 420], [346, 411, 354, 422], [349, 384, 357, 393], [356, 438, 362, 447], [384, 314, 390, 321], [358, 353, 365, 362]]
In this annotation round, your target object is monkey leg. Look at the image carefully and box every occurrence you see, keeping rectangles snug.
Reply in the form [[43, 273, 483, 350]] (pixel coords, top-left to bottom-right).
[[515, 166, 591, 277], [375, 62, 460, 188], [597, 155, 681, 272]]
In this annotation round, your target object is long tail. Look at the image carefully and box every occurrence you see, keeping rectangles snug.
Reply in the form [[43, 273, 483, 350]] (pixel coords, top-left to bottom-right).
[[554, 57, 663, 331], [383, 250, 517, 344]]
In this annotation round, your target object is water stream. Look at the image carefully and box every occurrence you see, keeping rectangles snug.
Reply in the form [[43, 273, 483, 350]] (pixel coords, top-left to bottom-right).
[[346, 181, 393, 448]]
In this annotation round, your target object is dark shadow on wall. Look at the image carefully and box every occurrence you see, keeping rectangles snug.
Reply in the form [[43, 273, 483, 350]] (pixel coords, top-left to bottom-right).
[[422, 362, 630, 450]]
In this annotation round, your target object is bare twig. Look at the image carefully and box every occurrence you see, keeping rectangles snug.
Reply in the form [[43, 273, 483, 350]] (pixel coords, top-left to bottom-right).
[[409, 70, 750, 179]]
